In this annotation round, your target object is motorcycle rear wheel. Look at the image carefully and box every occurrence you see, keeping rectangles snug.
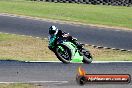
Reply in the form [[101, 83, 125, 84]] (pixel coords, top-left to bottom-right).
[[81, 48, 93, 64]]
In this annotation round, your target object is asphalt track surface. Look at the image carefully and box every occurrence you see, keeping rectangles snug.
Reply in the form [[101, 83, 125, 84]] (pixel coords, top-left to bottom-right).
[[0, 15, 132, 50], [0, 61, 132, 88], [0, 14, 132, 88]]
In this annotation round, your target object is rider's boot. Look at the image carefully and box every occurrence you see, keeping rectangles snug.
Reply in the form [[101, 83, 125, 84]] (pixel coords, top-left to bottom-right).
[[76, 43, 83, 50]]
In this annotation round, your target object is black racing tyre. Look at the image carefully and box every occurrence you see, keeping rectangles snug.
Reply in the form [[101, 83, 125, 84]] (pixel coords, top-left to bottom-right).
[[81, 48, 93, 64], [55, 44, 71, 64]]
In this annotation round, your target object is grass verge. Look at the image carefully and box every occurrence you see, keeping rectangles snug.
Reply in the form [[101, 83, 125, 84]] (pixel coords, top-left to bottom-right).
[[0, 1, 132, 29], [0, 33, 132, 61]]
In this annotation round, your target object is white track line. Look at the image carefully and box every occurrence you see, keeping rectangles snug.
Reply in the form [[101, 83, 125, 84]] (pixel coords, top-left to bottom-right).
[[26, 61, 132, 63], [0, 81, 68, 84], [25, 61, 61, 63], [92, 61, 132, 63]]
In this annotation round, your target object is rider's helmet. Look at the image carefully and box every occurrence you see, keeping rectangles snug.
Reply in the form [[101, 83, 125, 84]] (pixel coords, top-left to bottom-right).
[[49, 25, 58, 35]]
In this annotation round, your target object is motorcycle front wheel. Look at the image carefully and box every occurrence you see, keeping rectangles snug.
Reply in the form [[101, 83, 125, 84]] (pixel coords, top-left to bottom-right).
[[55, 44, 71, 64]]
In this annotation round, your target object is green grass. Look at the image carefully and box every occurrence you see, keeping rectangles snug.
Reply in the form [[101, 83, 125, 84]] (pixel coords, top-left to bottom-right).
[[0, 33, 58, 61], [0, 83, 36, 88], [0, 33, 132, 61], [0, 1, 132, 29], [87, 45, 132, 61]]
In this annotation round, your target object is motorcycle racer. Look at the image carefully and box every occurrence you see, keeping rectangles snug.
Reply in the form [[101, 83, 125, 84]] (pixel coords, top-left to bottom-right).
[[48, 25, 93, 64], [48, 25, 82, 51]]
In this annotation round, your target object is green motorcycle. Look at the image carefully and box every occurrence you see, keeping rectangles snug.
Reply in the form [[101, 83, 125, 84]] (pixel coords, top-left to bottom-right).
[[48, 35, 93, 64]]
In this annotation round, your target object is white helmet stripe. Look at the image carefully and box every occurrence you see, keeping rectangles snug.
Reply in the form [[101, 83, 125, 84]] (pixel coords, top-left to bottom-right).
[[55, 29, 58, 35]]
